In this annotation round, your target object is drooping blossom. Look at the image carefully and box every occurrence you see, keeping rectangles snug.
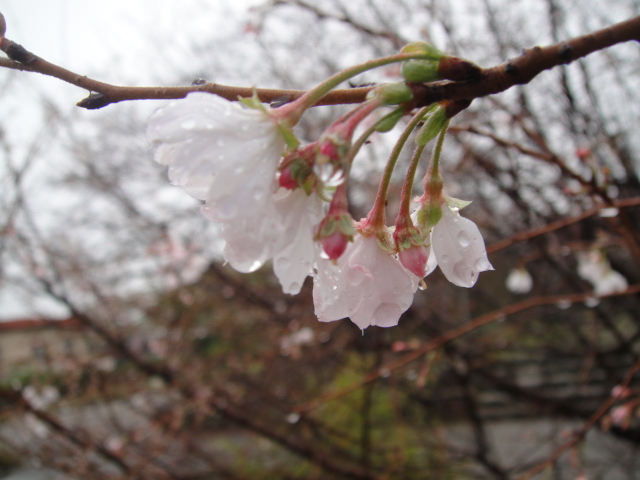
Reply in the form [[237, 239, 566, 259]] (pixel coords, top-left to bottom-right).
[[313, 234, 418, 330], [428, 206, 493, 287], [147, 92, 286, 273]]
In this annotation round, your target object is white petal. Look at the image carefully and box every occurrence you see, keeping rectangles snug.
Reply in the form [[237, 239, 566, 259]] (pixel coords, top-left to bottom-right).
[[432, 207, 493, 288], [272, 189, 325, 294], [147, 92, 284, 202], [313, 236, 417, 330], [313, 254, 349, 322]]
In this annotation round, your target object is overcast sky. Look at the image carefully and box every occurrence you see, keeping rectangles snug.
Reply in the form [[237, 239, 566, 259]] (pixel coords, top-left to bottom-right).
[[0, 1, 263, 320]]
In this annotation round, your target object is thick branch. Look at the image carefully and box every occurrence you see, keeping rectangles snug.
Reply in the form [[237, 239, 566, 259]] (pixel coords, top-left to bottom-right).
[[0, 15, 638, 109]]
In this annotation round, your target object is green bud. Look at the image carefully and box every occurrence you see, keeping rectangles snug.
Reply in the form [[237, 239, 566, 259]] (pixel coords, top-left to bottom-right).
[[371, 82, 413, 106], [415, 107, 447, 146], [319, 218, 337, 238], [338, 215, 356, 238], [401, 59, 440, 83], [417, 203, 443, 233], [401, 41, 445, 60], [375, 108, 406, 133], [290, 159, 312, 185]]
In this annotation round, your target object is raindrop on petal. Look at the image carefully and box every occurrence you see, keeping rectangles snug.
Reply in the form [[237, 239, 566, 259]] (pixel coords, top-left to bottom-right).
[[276, 257, 290, 270], [372, 303, 402, 327], [457, 230, 471, 247]]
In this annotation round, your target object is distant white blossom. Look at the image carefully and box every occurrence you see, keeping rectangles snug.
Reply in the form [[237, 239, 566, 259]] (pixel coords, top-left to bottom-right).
[[313, 234, 417, 330], [429, 206, 493, 287], [506, 267, 533, 294], [577, 249, 628, 295]]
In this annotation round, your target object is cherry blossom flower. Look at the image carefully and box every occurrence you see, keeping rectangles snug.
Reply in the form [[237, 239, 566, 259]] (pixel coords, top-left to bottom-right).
[[148, 92, 287, 273], [313, 234, 418, 330], [429, 206, 493, 287]]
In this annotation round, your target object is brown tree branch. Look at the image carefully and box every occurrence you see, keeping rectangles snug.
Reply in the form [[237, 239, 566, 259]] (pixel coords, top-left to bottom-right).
[[294, 284, 640, 413], [0, 15, 638, 109]]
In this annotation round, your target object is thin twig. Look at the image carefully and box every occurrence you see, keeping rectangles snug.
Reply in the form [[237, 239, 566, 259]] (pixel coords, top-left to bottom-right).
[[294, 284, 640, 413], [0, 16, 638, 109]]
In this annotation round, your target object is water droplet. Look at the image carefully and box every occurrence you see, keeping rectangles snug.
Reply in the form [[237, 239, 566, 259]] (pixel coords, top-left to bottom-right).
[[453, 261, 477, 286], [181, 119, 197, 130], [440, 254, 450, 264], [457, 231, 471, 247], [373, 303, 401, 326]]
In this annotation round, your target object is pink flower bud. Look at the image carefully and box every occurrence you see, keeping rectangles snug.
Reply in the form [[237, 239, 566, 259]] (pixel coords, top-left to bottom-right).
[[322, 230, 350, 260], [576, 148, 591, 159], [278, 165, 298, 190], [398, 244, 429, 278], [319, 140, 340, 160]]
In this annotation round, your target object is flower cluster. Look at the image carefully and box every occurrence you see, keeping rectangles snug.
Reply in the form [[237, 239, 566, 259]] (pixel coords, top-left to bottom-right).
[[148, 46, 493, 330]]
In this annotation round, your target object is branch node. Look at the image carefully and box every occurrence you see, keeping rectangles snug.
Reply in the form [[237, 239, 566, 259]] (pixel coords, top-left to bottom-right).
[[77, 92, 110, 110], [3, 40, 35, 64], [559, 43, 574, 62]]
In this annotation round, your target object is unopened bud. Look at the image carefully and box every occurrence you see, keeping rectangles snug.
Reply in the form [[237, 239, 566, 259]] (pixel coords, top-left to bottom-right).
[[321, 230, 350, 260], [401, 59, 440, 83], [371, 82, 413, 106], [317, 213, 355, 260], [399, 244, 429, 278], [401, 41, 445, 60], [278, 165, 298, 190]]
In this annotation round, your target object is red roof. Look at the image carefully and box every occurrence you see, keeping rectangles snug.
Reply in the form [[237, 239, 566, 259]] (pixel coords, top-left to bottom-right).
[[0, 317, 84, 332]]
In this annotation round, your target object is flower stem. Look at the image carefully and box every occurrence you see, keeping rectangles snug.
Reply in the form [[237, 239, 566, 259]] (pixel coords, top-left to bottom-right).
[[276, 53, 432, 126], [395, 142, 428, 230], [361, 106, 431, 234]]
